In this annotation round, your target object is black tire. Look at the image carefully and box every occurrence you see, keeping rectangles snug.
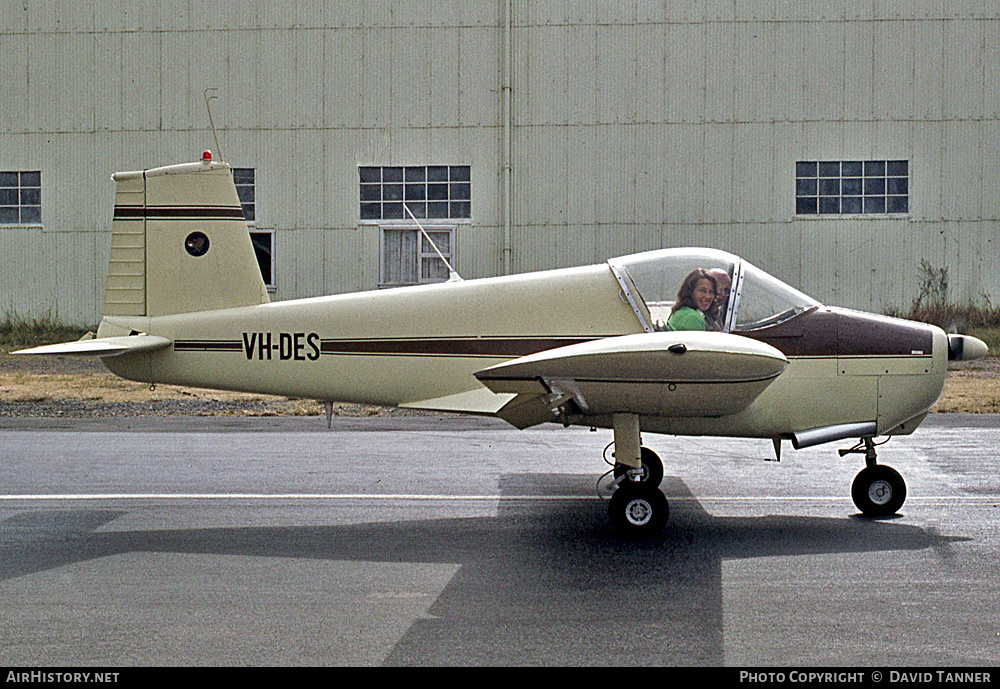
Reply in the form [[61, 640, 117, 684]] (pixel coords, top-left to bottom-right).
[[612, 446, 664, 488], [609, 483, 669, 536], [851, 465, 907, 517]]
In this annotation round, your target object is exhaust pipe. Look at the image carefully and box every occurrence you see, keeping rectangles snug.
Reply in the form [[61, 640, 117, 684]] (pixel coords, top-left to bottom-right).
[[791, 421, 878, 450]]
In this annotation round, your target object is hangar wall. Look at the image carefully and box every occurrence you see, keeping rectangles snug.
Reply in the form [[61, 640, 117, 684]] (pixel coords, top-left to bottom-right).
[[1, 0, 998, 323]]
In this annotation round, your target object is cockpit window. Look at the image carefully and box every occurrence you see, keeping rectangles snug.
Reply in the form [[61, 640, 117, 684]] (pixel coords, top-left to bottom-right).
[[609, 249, 737, 332], [733, 263, 820, 331], [609, 249, 821, 334]]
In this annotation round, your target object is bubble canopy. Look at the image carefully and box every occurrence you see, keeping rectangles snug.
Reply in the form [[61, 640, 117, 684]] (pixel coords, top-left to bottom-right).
[[607, 248, 820, 333]]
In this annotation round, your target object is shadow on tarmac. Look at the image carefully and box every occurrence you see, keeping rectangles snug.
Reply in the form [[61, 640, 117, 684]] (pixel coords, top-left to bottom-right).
[[0, 475, 967, 666]]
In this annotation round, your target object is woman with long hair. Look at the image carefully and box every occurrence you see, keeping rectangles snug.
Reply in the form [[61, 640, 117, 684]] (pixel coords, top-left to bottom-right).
[[665, 268, 718, 331]]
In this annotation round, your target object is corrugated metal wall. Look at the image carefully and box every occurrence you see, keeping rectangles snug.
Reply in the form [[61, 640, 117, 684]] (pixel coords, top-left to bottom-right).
[[508, 1, 1000, 314], [1, 1, 998, 323]]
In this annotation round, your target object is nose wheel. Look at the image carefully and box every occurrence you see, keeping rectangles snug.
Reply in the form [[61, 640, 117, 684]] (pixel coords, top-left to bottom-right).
[[842, 437, 907, 517], [851, 465, 906, 517]]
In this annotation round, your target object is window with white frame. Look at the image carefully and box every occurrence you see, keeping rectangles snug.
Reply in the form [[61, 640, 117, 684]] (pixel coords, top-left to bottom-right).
[[0, 171, 41, 224], [796, 160, 908, 215], [361, 165, 467, 287], [381, 226, 455, 286]]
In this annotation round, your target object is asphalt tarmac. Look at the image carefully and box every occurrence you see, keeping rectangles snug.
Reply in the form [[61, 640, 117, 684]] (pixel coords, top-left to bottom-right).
[[0, 414, 997, 667]]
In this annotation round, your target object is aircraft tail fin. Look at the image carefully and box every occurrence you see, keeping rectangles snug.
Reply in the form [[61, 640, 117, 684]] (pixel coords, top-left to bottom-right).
[[101, 153, 270, 318]]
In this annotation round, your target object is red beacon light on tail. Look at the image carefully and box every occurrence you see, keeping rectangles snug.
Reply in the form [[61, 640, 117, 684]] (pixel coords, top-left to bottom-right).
[[202, 150, 213, 162]]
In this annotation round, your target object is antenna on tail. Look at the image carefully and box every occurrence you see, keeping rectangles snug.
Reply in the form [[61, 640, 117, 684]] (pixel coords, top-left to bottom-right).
[[204, 88, 224, 163]]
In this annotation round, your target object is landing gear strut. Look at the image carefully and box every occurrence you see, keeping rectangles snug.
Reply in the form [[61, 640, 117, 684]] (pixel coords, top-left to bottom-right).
[[612, 446, 665, 488], [607, 413, 668, 536], [841, 437, 907, 517]]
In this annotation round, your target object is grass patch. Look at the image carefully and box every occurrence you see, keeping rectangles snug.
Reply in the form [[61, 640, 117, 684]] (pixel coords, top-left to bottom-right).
[[967, 327, 1000, 354], [889, 301, 1000, 331], [883, 260, 1000, 356], [883, 304, 999, 356], [0, 311, 91, 352]]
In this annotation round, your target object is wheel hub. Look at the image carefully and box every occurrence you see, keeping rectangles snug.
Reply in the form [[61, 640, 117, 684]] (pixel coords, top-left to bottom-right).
[[624, 497, 653, 526], [868, 480, 893, 505]]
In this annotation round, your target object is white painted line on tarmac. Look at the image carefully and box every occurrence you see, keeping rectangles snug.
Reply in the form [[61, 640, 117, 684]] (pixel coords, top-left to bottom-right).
[[0, 493, 994, 503], [0, 493, 591, 502]]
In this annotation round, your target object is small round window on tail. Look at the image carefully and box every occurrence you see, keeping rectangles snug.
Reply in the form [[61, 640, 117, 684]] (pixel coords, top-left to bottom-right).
[[185, 232, 210, 257]]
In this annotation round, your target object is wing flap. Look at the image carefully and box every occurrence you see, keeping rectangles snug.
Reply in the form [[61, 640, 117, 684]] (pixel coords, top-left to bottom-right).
[[493, 392, 570, 429], [13, 334, 172, 357]]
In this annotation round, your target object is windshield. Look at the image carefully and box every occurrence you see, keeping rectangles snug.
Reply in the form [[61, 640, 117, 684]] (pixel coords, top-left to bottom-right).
[[733, 262, 821, 331], [609, 249, 820, 333]]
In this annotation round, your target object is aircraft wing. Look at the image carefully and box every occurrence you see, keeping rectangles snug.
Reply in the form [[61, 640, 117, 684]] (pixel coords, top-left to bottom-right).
[[13, 334, 172, 358], [474, 331, 788, 429]]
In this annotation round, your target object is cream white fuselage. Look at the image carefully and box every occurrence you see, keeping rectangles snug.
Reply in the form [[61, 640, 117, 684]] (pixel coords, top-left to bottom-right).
[[99, 261, 949, 441]]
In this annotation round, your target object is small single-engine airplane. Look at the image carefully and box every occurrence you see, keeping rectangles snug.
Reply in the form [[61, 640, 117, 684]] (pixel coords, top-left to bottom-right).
[[16, 153, 989, 535]]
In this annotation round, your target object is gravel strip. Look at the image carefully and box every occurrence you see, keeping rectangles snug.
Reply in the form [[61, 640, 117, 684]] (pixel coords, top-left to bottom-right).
[[0, 398, 283, 418]]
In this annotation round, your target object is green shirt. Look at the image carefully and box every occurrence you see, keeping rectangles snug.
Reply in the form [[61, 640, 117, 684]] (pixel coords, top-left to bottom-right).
[[666, 306, 706, 331]]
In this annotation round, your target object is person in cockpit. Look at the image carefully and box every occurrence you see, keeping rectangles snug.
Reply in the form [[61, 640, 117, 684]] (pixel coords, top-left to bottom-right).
[[665, 268, 718, 331], [705, 268, 733, 331]]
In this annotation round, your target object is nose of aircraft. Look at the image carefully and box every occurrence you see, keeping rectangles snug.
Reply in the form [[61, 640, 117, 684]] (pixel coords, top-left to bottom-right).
[[947, 333, 989, 362]]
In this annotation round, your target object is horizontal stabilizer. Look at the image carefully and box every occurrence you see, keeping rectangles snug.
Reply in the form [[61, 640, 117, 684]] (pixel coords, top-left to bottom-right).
[[13, 334, 172, 358], [400, 387, 515, 415]]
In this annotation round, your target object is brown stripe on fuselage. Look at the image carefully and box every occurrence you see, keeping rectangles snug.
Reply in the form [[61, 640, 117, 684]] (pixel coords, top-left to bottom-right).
[[173, 340, 244, 352], [173, 312, 933, 362], [172, 337, 597, 358], [319, 337, 596, 358]]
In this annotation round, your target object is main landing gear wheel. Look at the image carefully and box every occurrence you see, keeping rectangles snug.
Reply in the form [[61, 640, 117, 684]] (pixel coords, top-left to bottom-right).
[[851, 465, 906, 517], [612, 446, 664, 487], [609, 483, 668, 537]]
